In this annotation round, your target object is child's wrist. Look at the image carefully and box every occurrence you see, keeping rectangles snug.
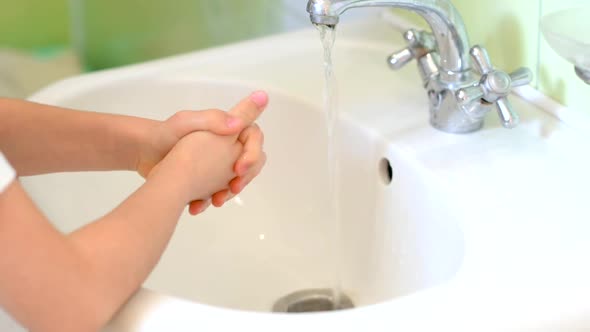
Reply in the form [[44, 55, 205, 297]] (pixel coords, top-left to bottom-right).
[[145, 169, 193, 207], [146, 157, 205, 205]]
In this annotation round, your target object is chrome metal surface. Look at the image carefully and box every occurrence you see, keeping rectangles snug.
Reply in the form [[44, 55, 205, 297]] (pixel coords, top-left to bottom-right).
[[456, 45, 532, 129], [307, 0, 470, 77], [575, 66, 590, 85], [272, 289, 355, 313], [306, 0, 533, 133], [387, 29, 436, 70]]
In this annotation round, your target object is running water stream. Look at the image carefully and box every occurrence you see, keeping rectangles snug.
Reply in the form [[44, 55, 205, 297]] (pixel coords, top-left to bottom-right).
[[317, 24, 343, 309]]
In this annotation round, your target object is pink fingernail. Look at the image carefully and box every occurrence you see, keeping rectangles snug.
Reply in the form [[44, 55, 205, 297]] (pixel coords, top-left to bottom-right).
[[226, 117, 241, 128], [250, 91, 268, 108]]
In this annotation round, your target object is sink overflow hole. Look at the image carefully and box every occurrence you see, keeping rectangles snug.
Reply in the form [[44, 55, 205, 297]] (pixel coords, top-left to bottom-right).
[[379, 158, 393, 185], [272, 289, 354, 313]]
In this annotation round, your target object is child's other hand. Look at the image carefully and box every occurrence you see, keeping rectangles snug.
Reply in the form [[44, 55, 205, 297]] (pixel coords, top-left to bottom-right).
[[148, 130, 242, 203], [188, 92, 268, 214], [137, 109, 244, 179], [137, 91, 268, 214]]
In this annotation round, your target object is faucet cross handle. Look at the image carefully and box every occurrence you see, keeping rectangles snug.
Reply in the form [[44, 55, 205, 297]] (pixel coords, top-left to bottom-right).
[[387, 29, 436, 70], [456, 45, 533, 129]]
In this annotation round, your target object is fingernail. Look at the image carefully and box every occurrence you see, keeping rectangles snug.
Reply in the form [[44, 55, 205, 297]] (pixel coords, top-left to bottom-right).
[[226, 117, 241, 128], [250, 91, 268, 108]]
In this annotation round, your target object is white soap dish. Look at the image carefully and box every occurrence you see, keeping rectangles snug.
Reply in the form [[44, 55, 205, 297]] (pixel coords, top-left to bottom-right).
[[541, 7, 590, 84]]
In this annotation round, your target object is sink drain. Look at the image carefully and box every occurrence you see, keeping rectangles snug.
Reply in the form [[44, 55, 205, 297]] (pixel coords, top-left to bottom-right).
[[272, 289, 354, 313]]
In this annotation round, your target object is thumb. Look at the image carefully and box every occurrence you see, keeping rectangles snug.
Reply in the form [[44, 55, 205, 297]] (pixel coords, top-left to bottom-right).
[[228, 91, 268, 130]]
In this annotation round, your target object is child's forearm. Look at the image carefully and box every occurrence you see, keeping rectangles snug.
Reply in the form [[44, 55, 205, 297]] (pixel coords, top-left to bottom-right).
[[67, 172, 188, 328], [0, 176, 188, 332], [0, 98, 156, 176]]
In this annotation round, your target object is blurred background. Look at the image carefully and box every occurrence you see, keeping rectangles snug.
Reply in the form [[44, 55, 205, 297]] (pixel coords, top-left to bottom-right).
[[0, 0, 320, 98], [0, 0, 586, 113]]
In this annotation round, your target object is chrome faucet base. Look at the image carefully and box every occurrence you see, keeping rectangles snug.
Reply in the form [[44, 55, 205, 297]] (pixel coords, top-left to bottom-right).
[[307, 0, 533, 134], [575, 66, 590, 85], [429, 116, 484, 134]]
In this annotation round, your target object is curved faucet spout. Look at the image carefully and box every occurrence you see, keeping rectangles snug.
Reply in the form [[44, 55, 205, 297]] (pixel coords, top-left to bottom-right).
[[306, 0, 471, 76], [307, 0, 532, 133]]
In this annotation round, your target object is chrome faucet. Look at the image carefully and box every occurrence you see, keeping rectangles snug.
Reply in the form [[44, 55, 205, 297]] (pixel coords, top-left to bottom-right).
[[307, 0, 533, 133]]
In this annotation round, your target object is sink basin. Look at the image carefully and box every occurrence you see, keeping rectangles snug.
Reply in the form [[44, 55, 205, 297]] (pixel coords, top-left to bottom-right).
[[9, 17, 590, 332], [19, 78, 464, 312]]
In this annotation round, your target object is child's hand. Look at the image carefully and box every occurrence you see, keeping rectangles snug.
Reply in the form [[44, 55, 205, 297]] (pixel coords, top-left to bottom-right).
[[190, 92, 268, 213], [136, 91, 267, 213], [147, 130, 243, 203], [149, 89, 268, 205], [137, 110, 244, 179]]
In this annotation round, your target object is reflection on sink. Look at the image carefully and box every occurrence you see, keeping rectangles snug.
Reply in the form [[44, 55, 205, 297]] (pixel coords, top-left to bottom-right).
[[21, 80, 464, 311]]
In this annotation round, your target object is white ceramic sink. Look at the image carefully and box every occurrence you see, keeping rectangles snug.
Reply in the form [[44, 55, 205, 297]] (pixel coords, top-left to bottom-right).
[[21, 78, 463, 311], [14, 16, 590, 331]]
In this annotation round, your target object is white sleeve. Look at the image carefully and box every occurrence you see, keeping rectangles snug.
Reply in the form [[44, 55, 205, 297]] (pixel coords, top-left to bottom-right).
[[0, 152, 16, 194]]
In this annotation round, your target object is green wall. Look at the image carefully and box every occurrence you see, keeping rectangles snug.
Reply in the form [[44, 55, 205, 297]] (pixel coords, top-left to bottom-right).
[[401, 0, 586, 114], [453, 0, 587, 114], [0, 0, 69, 50], [0, 0, 285, 69], [451, 0, 540, 85], [75, 0, 285, 70]]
